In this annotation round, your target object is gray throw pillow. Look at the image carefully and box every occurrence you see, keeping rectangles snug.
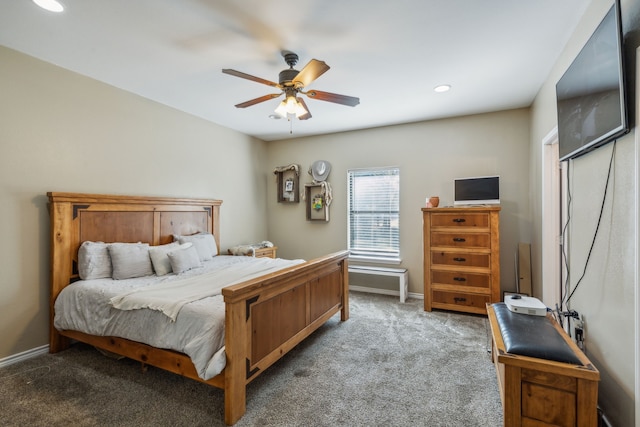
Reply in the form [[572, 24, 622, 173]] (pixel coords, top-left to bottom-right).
[[108, 243, 153, 280], [149, 242, 182, 276], [167, 244, 202, 274], [175, 233, 217, 261], [78, 241, 112, 280]]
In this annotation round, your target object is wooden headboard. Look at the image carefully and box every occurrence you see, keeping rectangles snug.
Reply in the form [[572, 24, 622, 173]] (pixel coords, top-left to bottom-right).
[[47, 192, 222, 304]]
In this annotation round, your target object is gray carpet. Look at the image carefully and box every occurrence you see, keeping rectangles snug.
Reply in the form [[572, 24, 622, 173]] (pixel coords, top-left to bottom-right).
[[0, 292, 503, 426]]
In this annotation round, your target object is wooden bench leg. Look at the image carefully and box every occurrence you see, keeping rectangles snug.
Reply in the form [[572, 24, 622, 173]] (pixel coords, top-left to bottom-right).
[[400, 271, 409, 303]]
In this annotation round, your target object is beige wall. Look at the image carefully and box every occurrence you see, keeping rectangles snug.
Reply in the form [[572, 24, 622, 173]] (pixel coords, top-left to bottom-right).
[[0, 45, 533, 361], [266, 109, 532, 296], [0, 46, 268, 359], [529, 0, 637, 425]]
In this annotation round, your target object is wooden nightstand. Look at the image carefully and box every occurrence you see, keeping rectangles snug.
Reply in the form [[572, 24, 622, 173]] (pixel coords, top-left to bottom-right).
[[228, 246, 277, 259]]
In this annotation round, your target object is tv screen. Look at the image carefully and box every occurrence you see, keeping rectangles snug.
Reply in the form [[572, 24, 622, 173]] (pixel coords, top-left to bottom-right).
[[556, 1, 628, 161], [454, 176, 500, 206]]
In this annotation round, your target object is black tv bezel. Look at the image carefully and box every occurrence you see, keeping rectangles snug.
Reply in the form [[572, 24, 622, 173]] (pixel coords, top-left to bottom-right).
[[453, 175, 500, 206], [556, 0, 629, 162]]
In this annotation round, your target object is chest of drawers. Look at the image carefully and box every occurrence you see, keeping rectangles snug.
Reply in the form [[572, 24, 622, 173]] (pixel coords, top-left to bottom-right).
[[422, 206, 500, 314]]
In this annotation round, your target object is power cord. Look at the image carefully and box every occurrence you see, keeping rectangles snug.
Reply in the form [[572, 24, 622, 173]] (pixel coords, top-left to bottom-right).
[[563, 141, 616, 308], [560, 161, 572, 317]]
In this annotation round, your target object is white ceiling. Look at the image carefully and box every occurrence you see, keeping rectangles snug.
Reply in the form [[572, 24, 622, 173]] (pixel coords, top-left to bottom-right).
[[0, 0, 589, 141]]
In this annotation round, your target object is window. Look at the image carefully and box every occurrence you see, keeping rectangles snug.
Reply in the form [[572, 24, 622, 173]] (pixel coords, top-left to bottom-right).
[[347, 167, 400, 261]]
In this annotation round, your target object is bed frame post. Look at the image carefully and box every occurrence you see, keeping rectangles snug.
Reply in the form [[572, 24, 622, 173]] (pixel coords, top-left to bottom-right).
[[224, 298, 248, 425], [341, 258, 350, 321], [49, 199, 72, 353]]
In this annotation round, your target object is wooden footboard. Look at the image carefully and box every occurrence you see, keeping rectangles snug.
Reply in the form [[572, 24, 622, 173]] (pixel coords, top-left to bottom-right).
[[47, 192, 349, 426], [223, 250, 349, 424]]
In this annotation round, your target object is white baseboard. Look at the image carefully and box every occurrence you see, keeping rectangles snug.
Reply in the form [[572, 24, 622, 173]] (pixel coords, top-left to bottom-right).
[[0, 345, 49, 369], [350, 286, 423, 300], [408, 291, 424, 300]]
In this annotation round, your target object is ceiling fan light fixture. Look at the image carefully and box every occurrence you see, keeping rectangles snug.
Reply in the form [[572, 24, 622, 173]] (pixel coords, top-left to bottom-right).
[[33, 0, 64, 12], [274, 94, 308, 119], [273, 101, 288, 118]]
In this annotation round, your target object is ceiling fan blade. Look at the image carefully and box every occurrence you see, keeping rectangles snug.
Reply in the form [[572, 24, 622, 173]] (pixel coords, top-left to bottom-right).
[[292, 59, 330, 88], [305, 90, 360, 107], [234, 93, 282, 108], [296, 97, 312, 120], [222, 69, 280, 88]]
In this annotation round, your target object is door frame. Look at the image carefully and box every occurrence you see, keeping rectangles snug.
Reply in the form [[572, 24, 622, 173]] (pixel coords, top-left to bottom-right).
[[541, 127, 562, 309]]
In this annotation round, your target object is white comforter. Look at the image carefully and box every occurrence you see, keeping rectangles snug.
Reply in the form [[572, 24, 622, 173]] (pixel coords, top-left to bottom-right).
[[54, 255, 304, 380]]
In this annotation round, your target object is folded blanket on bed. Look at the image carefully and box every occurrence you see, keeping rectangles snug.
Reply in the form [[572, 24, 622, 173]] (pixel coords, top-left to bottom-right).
[[110, 257, 303, 321]]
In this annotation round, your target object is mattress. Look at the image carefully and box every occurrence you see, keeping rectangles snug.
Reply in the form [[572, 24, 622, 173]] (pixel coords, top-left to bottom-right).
[[54, 255, 304, 380]]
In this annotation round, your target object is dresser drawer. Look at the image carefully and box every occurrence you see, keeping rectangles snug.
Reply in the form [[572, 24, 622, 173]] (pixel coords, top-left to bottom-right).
[[254, 247, 277, 258], [432, 290, 489, 310], [431, 213, 489, 228], [430, 232, 490, 249], [431, 271, 490, 289], [431, 251, 490, 268]]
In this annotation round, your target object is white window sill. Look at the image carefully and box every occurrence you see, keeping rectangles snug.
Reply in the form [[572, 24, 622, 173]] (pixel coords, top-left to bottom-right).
[[348, 255, 402, 265]]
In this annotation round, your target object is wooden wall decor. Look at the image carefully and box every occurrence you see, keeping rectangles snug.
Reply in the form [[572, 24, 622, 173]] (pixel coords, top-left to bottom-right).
[[305, 183, 330, 222], [274, 164, 300, 203]]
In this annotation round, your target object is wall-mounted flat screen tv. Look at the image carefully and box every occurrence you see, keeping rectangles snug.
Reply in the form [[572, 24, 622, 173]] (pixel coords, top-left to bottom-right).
[[556, 0, 628, 161], [454, 176, 500, 205]]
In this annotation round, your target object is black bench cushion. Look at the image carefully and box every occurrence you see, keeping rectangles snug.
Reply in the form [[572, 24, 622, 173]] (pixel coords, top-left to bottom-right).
[[493, 302, 582, 365]]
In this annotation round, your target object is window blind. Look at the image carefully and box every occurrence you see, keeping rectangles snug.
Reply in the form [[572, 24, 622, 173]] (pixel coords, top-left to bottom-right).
[[347, 167, 400, 259]]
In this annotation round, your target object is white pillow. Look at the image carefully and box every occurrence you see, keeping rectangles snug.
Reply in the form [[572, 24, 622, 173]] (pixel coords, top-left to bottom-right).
[[149, 242, 182, 276], [78, 241, 112, 280], [167, 244, 202, 274], [175, 233, 218, 262], [108, 243, 154, 280]]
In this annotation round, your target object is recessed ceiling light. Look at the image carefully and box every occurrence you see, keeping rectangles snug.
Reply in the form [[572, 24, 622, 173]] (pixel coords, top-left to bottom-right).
[[434, 84, 451, 93], [33, 0, 64, 12], [268, 114, 282, 120]]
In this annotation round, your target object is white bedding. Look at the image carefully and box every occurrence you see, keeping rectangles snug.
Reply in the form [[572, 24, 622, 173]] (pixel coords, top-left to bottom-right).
[[54, 255, 304, 380]]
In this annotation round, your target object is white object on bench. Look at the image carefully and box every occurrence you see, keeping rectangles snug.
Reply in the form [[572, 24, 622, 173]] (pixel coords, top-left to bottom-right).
[[348, 265, 409, 303]]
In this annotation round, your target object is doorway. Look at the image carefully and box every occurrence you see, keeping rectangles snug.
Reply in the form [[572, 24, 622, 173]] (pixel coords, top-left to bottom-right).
[[541, 127, 562, 309]]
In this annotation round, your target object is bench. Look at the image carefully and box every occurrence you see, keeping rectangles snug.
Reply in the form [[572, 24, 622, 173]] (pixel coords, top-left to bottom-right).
[[487, 303, 600, 426], [348, 265, 409, 303]]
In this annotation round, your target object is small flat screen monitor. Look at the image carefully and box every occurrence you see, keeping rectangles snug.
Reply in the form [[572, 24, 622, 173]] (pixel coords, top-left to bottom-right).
[[454, 176, 500, 206]]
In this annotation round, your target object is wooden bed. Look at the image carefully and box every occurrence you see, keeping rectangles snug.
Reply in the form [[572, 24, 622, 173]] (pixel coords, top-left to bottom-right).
[[48, 192, 350, 425]]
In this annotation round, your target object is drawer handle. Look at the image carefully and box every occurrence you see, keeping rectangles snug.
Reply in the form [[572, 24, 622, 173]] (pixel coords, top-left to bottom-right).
[[452, 218, 466, 223], [453, 237, 466, 242], [453, 257, 466, 262], [453, 277, 466, 282], [454, 297, 467, 302]]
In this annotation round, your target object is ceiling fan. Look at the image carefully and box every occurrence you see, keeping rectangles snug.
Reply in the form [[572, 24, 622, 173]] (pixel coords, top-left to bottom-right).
[[222, 51, 360, 120]]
